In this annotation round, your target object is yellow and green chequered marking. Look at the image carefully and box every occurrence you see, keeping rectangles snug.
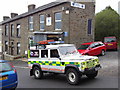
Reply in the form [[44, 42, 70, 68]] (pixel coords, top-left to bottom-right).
[[28, 61, 80, 67]]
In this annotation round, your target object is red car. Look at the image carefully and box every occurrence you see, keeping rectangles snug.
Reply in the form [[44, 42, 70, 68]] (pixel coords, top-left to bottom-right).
[[78, 42, 106, 56], [104, 36, 117, 50]]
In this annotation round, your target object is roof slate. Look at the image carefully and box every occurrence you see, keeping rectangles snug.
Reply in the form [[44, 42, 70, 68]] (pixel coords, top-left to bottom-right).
[[1, 1, 68, 25]]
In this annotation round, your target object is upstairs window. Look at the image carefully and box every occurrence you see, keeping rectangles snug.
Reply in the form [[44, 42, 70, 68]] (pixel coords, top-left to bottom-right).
[[5, 25, 8, 36], [88, 19, 92, 35], [16, 24, 20, 37], [29, 16, 33, 31], [55, 12, 62, 30], [40, 15, 45, 30], [11, 24, 14, 37]]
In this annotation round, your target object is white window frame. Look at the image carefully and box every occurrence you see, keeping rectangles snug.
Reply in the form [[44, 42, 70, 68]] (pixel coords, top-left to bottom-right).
[[40, 15, 45, 31], [29, 16, 34, 31], [17, 42, 20, 55], [17, 24, 20, 37], [55, 12, 62, 30], [11, 24, 14, 37]]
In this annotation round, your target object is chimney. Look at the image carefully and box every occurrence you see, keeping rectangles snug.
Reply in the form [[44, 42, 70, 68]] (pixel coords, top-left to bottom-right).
[[28, 4, 36, 12], [11, 13, 18, 18], [3, 16, 10, 21]]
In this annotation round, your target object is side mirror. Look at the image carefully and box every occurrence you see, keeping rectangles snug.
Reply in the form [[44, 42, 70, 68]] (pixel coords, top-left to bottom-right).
[[88, 47, 92, 50], [58, 57, 61, 60]]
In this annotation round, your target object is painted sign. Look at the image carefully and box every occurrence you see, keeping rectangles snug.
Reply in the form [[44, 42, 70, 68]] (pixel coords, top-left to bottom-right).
[[71, 2, 85, 9], [46, 17, 52, 26], [30, 50, 39, 57]]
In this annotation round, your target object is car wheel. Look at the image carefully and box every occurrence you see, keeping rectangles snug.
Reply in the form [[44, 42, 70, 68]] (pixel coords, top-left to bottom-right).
[[86, 71, 98, 79], [66, 68, 82, 85], [101, 50, 105, 56], [33, 66, 43, 79]]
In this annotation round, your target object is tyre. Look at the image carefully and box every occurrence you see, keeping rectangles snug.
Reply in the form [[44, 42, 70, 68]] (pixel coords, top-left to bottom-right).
[[66, 68, 82, 85], [86, 71, 98, 79], [101, 50, 105, 56], [33, 66, 43, 79]]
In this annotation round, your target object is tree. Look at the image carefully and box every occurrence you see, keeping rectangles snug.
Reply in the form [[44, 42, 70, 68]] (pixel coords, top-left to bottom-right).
[[95, 6, 119, 41]]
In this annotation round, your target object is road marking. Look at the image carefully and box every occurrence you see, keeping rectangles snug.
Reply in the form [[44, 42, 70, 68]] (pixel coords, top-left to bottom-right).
[[14, 66, 29, 69]]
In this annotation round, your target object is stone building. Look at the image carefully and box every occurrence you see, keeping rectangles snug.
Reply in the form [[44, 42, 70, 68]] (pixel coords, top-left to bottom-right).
[[0, 1, 95, 58]]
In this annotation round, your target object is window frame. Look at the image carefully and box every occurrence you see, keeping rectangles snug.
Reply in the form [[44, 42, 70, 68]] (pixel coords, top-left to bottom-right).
[[50, 49, 59, 58], [39, 15, 45, 31], [41, 49, 48, 58], [5, 41, 8, 52], [16, 24, 21, 37], [55, 12, 62, 30], [29, 16, 34, 31], [11, 24, 14, 37], [17, 42, 20, 55], [87, 19, 92, 35]]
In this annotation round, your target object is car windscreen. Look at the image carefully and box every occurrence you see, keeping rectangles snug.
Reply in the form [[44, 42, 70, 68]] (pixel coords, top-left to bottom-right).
[[78, 45, 90, 50], [59, 46, 79, 55], [104, 38, 116, 42], [0, 62, 13, 73]]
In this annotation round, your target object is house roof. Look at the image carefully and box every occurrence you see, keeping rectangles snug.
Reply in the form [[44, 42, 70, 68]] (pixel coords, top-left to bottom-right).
[[1, 1, 68, 25]]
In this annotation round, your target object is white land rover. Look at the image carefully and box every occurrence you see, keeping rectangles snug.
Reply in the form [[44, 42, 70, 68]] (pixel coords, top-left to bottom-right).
[[28, 44, 101, 85]]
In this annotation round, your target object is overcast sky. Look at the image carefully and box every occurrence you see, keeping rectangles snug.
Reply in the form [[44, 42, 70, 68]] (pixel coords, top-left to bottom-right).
[[0, 0, 119, 22]]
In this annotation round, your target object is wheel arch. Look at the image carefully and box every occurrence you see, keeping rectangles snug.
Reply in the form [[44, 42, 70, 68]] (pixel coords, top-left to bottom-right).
[[65, 64, 79, 74], [30, 63, 41, 76]]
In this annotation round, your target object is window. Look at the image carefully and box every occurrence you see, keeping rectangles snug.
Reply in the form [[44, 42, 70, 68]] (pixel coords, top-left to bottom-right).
[[5, 41, 8, 51], [29, 16, 33, 31], [16, 24, 20, 37], [41, 50, 48, 58], [50, 49, 59, 58], [17, 42, 20, 55], [55, 12, 62, 30], [88, 19, 92, 35], [40, 15, 45, 30], [11, 24, 14, 37], [5, 25, 8, 36]]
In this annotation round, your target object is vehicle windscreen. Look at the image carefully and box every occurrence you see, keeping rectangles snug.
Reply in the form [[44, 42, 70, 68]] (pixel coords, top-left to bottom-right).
[[78, 45, 90, 50], [104, 38, 116, 43], [59, 46, 79, 55], [0, 62, 13, 73]]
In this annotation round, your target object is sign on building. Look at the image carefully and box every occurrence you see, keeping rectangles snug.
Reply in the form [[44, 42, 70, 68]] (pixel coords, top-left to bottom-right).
[[46, 17, 52, 26], [71, 2, 85, 9]]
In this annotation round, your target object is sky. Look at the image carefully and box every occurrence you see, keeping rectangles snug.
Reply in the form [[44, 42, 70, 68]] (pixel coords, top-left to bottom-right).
[[0, 0, 119, 22]]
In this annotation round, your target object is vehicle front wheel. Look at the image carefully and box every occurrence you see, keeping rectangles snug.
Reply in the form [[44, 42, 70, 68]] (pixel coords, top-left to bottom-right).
[[101, 50, 105, 56], [66, 68, 82, 85], [86, 71, 98, 79], [33, 66, 43, 79]]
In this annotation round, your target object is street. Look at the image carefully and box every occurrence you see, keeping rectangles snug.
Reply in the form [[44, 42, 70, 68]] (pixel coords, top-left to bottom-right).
[[11, 51, 118, 88]]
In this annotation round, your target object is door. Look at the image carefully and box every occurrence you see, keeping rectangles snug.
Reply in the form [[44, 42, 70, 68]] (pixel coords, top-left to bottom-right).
[[49, 49, 63, 73]]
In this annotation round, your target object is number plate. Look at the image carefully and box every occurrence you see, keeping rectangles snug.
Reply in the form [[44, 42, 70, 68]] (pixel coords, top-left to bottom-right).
[[95, 67, 100, 71], [0, 76, 8, 80], [108, 44, 113, 45]]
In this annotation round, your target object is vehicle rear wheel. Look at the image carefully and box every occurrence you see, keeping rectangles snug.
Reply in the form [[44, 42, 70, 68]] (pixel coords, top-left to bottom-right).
[[66, 68, 82, 85], [86, 71, 98, 79], [33, 66, 43, 79], [101, 50, 105, 56]]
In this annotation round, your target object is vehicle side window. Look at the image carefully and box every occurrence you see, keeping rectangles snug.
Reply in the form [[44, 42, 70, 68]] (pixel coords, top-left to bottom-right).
[[50, 49, 59, 58], [41, 50, 48, 58], [94, 43, 100, 47], [90, 43, 95, 48]]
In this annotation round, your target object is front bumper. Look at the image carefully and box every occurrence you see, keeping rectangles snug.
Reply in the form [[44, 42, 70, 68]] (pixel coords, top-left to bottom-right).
[[83, 64, 101, 74]]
